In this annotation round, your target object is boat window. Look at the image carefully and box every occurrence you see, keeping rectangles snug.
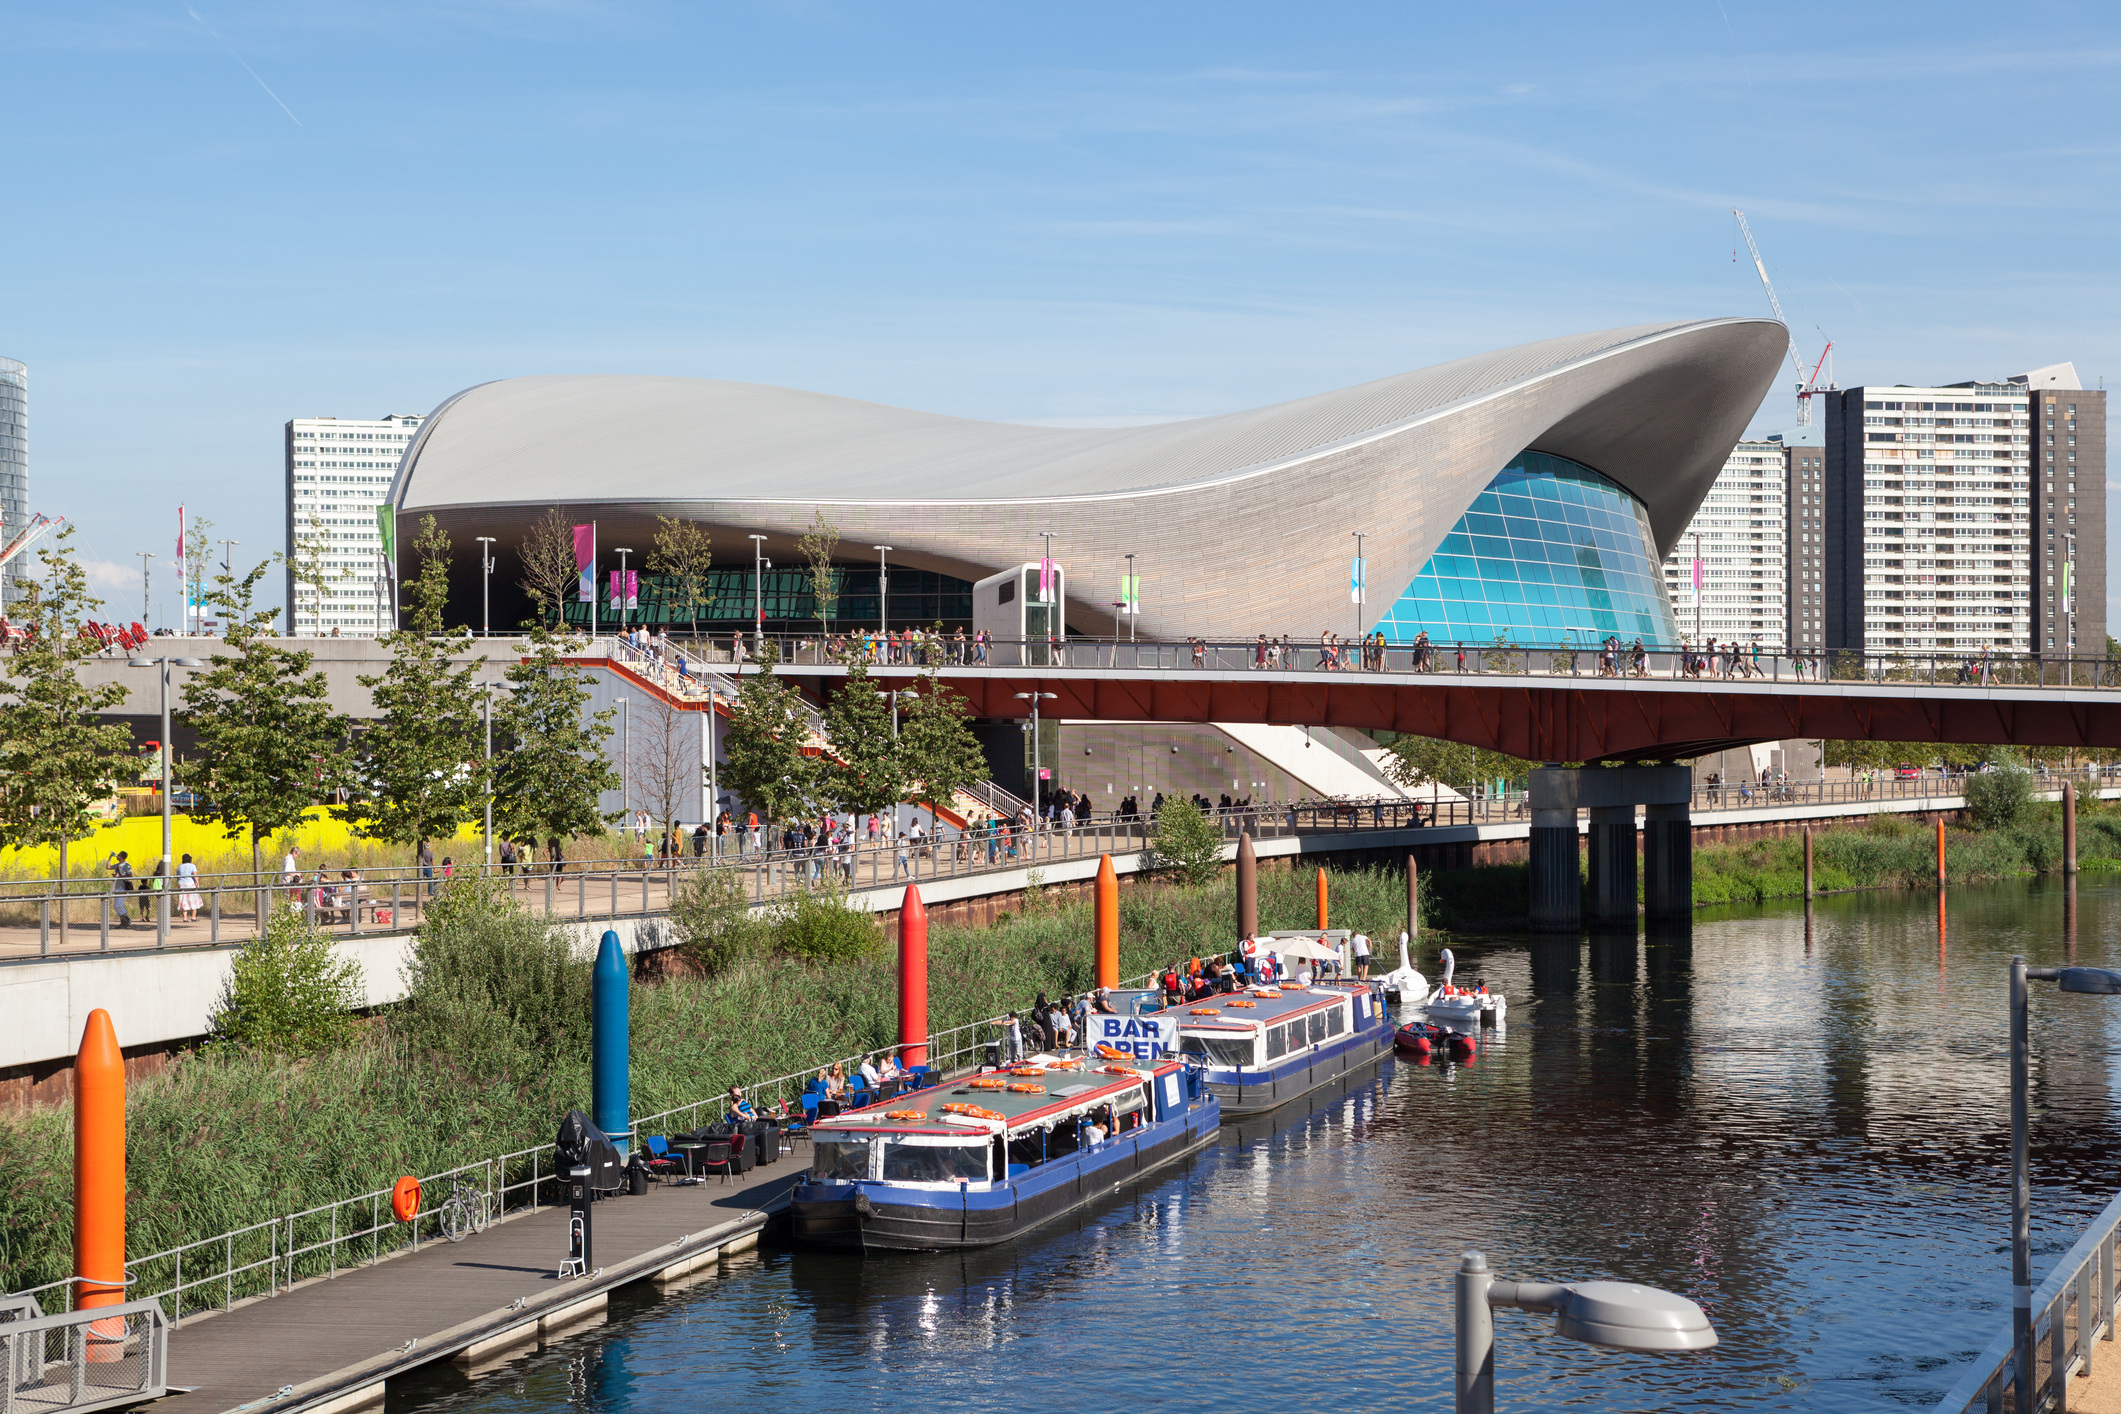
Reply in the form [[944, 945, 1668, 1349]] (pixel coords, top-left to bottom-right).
[[881, 1138, 988, 1183], [1113, 1084, 1148, 1118], [812, 1137, 873, 1182], [1265, 1025, 1288, 1060], [1048, 1120, 1082, 1158], [1325, 1005, 1346, 1037], [1182, 1033, 1255, 1067], [1006, 1131, 1045, 1172], [1308, 1011, 1328, 1044]]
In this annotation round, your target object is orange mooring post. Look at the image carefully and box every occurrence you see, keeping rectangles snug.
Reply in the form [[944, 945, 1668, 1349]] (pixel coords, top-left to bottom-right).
[[1937, 818, 1947, 887], [898, 885, 928, 1067], [1237, 832, 1258, 939], [1315, 866, 1329, 930], [75, 1008, 127, 1334], [1094, 854, 1118, 988]]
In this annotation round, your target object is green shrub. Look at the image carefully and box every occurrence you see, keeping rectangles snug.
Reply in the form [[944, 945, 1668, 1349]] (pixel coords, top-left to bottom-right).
[[668, 866, 763, 975], [207, 906, 364, 1057], [1964, 767, 2035, 830], [1148, 798, 1226, 887], [770, 879, 881, 965], [395, 871, 592, 1073]]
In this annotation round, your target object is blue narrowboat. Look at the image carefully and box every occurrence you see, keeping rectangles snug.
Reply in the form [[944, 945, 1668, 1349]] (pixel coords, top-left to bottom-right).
[[1171, 980, 1394, 1119], [792, 1054, 1219, 1251]]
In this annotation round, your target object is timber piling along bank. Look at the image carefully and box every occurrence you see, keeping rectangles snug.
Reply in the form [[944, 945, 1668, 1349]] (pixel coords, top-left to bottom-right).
[[147, 1150, 808, 1414]]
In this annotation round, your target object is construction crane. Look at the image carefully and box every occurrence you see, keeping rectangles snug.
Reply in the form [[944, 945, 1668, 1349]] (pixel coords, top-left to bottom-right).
[[1734, 210, 1834, 425], [0, 512, 65, 582]]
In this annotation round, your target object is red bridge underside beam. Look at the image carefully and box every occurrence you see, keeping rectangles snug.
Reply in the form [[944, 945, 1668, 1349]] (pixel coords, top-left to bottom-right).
[[875, 673, 2121, 764]]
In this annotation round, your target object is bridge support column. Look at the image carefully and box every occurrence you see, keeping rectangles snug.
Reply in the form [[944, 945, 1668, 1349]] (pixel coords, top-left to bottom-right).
[[1587, 806, 1638, 926], [1527, 805, 1580, 934], [1642, 802, 1693, 922]]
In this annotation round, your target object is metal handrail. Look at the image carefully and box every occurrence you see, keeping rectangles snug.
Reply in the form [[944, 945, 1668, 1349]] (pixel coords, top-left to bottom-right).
[[1934, 1185, 2121, 1411]]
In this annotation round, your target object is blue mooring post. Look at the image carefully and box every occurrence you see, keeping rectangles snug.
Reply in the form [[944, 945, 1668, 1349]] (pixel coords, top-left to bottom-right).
[[592, 929, 629, 1155]]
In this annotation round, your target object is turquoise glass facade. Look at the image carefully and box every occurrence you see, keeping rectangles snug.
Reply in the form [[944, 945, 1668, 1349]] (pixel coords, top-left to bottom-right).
[[1377, 450, 1678, 648]]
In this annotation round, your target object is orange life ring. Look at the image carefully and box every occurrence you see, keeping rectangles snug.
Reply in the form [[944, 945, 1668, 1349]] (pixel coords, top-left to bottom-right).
[[390, 1175, 421, 1223], [969, 1078, 1007, 1090], [1010, 1066, 1047, 1077], [885, 1110, 926, 1121], [1098, 1064, 1139, 1076], [1094, 1044, 1132, 1060], [1256, 989, 1283, 998], [1225, 999, 1257, 1008], [1007, 1082, 1045, 1093], [1047, 1058, 1085, 1070], [1188, 1008, 1220, 1016], [940, 1102, 1006, 1121]]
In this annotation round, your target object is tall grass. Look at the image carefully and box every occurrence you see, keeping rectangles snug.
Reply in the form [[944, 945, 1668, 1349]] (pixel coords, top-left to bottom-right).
[[0, 860, 1415, 1298]]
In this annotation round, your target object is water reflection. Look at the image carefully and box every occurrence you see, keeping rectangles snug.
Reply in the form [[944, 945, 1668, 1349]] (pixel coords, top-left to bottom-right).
[[389, 879, 2121, 1414]]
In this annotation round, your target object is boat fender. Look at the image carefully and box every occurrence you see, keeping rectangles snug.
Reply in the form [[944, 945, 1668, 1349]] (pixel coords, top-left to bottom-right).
[[390, 1176, 421, 1223], [853, 1190, 875, 1217]]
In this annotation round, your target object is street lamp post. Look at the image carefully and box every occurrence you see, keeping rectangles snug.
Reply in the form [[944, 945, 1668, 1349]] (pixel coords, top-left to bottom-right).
[[1352, 531, 1366, 643], [749, 535, 769, 652], [890, 687, 919, 739], [1014, 691, 1057, 825], [476, 537, 496, 636], [2008, 956, 2121, 1410], [617, 696, 630, 826], [873, 545, 893, 637], [1124, 552, 1138, 645], [479, 680, 516, 867], [1454, 1251, 1717, 1414], [127, 653, 203, 945]]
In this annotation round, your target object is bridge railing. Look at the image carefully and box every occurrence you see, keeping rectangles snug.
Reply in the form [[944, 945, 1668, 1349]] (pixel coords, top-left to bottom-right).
[[583, 631, 2121, 694]]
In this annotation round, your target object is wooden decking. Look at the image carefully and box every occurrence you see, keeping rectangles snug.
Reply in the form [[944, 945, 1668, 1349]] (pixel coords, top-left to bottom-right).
[[146, 1145, 809, 1414]]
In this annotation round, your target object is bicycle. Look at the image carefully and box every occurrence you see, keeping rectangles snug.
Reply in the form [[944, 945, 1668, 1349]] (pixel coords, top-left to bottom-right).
[[436, 1172, 491, 1243]]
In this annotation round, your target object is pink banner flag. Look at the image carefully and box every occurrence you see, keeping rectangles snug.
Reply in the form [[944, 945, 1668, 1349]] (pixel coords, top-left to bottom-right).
[[609, 570, 624, 612], [177, 505, 186, 559], [1038, 556, 1053, 601], [574, 524, 595, 602], [626, 571, 638, 610], [1691, 557, 1703, 593]]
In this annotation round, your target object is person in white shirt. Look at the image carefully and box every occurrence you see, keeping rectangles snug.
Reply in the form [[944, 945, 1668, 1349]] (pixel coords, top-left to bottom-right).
[[1351, 931, 1373, 980], [1048, 1004, 1072, 1049], [1082, 1118, 1108, 1146], [858, 1056, 882, 1089], [1003, 1011, 1024, 1063]]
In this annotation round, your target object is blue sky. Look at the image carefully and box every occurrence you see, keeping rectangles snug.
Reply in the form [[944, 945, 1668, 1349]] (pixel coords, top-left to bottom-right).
[[7, 1, 2118, 625]]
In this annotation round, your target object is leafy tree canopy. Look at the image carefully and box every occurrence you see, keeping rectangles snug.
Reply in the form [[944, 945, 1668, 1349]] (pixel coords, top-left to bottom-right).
[[493, 622, 620, 845], [821, 661, 906, 818], [720, 640, 828, 824]]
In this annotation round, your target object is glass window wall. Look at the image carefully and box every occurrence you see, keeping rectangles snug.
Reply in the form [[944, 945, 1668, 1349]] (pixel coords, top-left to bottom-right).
[[1378, 450, 1678, 648]]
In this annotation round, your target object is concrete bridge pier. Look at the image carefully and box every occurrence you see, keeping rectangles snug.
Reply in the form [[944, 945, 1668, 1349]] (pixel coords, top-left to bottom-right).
[[1529, 765, 1693, 932], [1587, 806, 1638, 926], [1642, 802, 1694, 921]]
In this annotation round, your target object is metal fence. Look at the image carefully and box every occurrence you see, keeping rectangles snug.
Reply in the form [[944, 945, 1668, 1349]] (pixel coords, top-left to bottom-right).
[[0, 1299, 168, 1414], [583, 631, 2121, 694], [9, 774, 2113, 959], [1935, 1185, 2121, 1411]]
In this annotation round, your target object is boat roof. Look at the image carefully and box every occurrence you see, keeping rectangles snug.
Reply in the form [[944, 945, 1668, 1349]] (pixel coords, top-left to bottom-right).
[[1175, 982, 1368, 1031], [812, 1054, 1174, 1136]]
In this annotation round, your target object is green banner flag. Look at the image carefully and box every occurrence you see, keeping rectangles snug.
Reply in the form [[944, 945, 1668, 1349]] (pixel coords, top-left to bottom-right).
[[376, 505, 396, 578]]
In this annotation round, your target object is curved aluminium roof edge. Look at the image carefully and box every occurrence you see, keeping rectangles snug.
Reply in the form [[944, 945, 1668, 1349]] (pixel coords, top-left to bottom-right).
[[396, 318, 1785, 513]]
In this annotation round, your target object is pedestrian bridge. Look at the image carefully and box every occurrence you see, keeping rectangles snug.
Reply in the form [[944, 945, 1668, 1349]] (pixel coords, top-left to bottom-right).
[[759, 638, 2121, 764]]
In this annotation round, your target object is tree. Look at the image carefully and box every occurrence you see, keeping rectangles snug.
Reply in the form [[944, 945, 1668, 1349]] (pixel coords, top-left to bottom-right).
[[339, 516, 487, 861], [898, 670, 990, 834], [491, 623, 619, 851], [1963, 766, 2034, 831], [649, 515, 713, 640], [628, 690, 698, 845], [1384, 735, 1534, 795], [720, 641, 827, 826], [1148, 796, 1225, 887], [284, 507, 339, 636], [821, 661, 905, 820], [178, 562, 354, 898], [797, 509, 841, 637], [0, 525, 136, 947], [181, 514, 214, 635], [517, 508, 579, 628]]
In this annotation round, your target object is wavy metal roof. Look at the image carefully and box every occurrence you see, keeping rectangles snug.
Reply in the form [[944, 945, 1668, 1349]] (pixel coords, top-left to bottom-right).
[[398, 319, 1757, 510]]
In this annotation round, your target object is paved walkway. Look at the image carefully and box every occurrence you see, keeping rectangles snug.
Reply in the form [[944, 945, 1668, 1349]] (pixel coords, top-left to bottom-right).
[[148, 1145, 808, 1414]]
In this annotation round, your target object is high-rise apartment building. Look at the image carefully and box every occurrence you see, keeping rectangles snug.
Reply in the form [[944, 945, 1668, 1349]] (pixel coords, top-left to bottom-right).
[[1775, 427, 1828, 651], [2019, 366, 2107, 656], [1821, 380, 2037, 657], [284, 414, 423, 636], [1663, 438, 1789, 649], [0, 358, 25, 606]]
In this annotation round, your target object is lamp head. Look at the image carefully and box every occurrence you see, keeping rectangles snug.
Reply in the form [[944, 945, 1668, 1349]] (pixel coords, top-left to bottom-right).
[[2056, 967, 2121, 995], [1552, 1282, 1718, 1353]]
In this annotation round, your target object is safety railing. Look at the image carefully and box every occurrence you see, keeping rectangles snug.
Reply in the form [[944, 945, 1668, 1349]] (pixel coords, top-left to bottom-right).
[[9, 777, 2115, 959], [1934, 1185, 2121, 1412], [0, 1299, 168, 1414], [577, 631, 2121, 695]]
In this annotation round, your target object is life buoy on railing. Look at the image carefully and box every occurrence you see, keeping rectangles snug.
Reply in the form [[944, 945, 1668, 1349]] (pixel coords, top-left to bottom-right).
[[391, 1175, 422, 1223]]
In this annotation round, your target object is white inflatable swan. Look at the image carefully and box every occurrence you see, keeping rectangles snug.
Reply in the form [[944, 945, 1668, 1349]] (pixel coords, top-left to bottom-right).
[[1381, 931, 1427, 1004]]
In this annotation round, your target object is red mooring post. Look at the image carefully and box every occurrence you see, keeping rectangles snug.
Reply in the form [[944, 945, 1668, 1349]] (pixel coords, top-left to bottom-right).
[[1095, 854, 1118, 988], [898, 884, 928, 1067], [75, 1008, 127, 1355], [1937, 818, 1947, 888]]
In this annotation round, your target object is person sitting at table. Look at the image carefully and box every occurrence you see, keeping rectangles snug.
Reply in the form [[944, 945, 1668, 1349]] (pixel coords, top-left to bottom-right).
[[858, 1054, 883, 1090], [825, 1062, 847, 1097], [878, 1053, 905, 1082], [727, 1084, 756, 1120]]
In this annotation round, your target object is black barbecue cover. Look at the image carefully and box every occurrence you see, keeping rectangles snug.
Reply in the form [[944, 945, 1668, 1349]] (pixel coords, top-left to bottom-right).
[[554, 1109, 623, 1189]]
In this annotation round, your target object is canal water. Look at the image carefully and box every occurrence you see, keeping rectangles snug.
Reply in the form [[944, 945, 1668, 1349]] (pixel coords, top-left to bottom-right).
[[392, 878, 2121, 1412]]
